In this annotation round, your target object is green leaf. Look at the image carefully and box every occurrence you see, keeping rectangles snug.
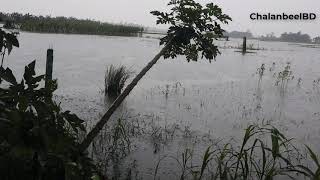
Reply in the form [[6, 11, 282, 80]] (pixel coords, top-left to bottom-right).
[[5, 33, 19, 47], [306, 145, 320, 168], [18, 96, 28, 111], [0, 66, 17, 85], [23, 60, 36, 86], [6, 41, 13, 55], [151, 0, 231, 62], [91, 174, 101, 180]]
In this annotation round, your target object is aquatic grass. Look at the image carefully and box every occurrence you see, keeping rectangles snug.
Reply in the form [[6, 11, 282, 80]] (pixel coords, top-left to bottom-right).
[[151, 124, 319, 180], [226, 43, 266, 51], [89, 112, 320, 179], [91, 118, 133, 179], [105, 64, 132, 97], [275, 62, 294, 95], [256, 63, 266, 83]]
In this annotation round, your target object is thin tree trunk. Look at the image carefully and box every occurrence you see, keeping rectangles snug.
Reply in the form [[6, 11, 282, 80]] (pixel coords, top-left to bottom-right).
[[79, 41, 172, 152]]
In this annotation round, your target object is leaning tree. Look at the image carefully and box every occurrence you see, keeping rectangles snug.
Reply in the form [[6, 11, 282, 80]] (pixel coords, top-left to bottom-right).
[[79, 0, 232, 151]]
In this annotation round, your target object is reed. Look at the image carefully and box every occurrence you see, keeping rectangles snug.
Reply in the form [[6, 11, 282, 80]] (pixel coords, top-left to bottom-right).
[[105, 64, 132, 97]]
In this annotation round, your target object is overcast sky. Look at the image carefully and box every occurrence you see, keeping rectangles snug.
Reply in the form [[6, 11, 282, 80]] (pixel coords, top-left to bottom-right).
[[1, 0, 320, 37]]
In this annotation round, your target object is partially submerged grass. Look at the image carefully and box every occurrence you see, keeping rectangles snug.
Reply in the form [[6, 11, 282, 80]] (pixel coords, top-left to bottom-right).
[[274, 63, 294, 96], [222, 43, 266, 51], [256, 63, 266, 82], [154, 125, 320, 180], [88, 109, 320, 180], [105, 64, 132, 97]]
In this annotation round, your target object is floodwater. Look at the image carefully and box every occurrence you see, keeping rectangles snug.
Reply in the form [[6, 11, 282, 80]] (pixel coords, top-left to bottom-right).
[[5, 32, 320, 179]]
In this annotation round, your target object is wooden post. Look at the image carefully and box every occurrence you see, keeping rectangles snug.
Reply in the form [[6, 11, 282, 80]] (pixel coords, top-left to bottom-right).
[[242, 37, 247, 54], [45, 49, 53, 88]]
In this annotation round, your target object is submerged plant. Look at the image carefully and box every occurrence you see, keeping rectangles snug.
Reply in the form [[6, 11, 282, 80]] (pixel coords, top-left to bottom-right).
[[155, 125, 320, 180], [275, 62, 294, 92], [256, 63, 265, 81], [105, 64, 132, 97]]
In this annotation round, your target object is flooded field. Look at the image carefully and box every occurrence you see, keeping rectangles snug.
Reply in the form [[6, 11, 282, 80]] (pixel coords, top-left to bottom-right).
[[5, 32, 320, 179]]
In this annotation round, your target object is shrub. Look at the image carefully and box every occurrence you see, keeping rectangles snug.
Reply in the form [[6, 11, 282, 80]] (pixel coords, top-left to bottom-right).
[[104, 65, 132, 97], [0, 27, 100, 180]]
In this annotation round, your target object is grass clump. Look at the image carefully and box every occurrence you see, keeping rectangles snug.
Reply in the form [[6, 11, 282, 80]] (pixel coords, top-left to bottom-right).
[[105, 64, 132, 97], [275, 62, 294, 96], [154, 125, 320, 180]]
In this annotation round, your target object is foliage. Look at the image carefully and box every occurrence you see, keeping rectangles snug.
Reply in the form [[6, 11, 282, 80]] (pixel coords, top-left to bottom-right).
[[0, 12, 144, 36], [154, 125, 320, 180], [0, 28, 19, 67], [224, 30, 254, 39], [256, 63, 265, 80], [275, 62, 294, 88], [79, 0, 232, 153], [280, 31, 311, 43], [261, 31, 312, 43], [3, 20, 16, 29], [150, 0, 232, 62], [0, 27, 99, 180], [105, 64, 132, 97]]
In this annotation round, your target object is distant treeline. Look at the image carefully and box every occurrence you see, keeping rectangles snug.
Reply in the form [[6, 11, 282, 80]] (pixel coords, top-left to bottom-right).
[[0, 12, 144, 36], [260, 31, 320, 44], [223, 31, 254, 39]]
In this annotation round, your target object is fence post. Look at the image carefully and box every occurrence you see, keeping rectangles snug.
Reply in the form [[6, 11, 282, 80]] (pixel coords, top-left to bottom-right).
[[242, 37, 247, 54], [45, 49, 53, 88]]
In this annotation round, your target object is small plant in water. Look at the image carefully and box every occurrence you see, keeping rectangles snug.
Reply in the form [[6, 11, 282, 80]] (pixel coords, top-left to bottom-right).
[[275, 62, 293, 90], [105, 64, 132, 97], [256, 63, 265, 81]]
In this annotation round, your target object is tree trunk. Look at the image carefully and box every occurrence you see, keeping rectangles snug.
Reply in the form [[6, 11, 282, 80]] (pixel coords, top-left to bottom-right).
[[79, 41, 172, 152]]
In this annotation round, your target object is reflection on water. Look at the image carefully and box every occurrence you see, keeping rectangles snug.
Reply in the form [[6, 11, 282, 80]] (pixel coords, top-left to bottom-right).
[[5, 32, 320, 179]]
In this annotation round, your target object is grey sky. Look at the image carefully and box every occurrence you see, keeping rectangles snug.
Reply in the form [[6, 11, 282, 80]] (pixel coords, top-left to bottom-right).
[[1, 0, 320, 37]]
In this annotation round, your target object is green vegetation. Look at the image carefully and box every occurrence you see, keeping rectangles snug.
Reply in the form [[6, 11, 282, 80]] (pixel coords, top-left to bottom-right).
[[80, 0, 232, 152], [105, 65, 132, 97], [153, 125, 320, 180], [0, 12, 144, 36], [0, 28, 19, 66], [261, 31, 314, 43], [2, 1, 320, 180], [257, 63, 265, 81], [223, 30, 254, 39], [275, 62, 294, 89], [0, 29, 101, 179]]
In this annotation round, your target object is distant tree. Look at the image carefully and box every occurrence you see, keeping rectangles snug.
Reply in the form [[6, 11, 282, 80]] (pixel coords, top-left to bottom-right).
[[3, 20, 15, 29], [261, 31, 312, 43], [0, 11, 144, 36], [224, 30, 253, 39], [79, 0, 232, 151], [313, 36, 320, 44], [280, 31, 311, 43]]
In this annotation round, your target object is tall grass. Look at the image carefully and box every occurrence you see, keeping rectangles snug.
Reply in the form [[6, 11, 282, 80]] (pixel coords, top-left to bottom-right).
[[153, 125, 320, 180], [105, 65, 132, 97]]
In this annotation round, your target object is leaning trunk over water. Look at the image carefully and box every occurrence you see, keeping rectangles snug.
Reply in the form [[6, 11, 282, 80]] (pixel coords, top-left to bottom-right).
[[79, 41, 172, 152], [79, 0, 232, 152]]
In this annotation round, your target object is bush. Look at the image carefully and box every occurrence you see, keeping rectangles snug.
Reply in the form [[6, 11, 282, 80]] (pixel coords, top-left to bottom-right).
[[104, 64, 132, 97], [0, 27, 100, 180]]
